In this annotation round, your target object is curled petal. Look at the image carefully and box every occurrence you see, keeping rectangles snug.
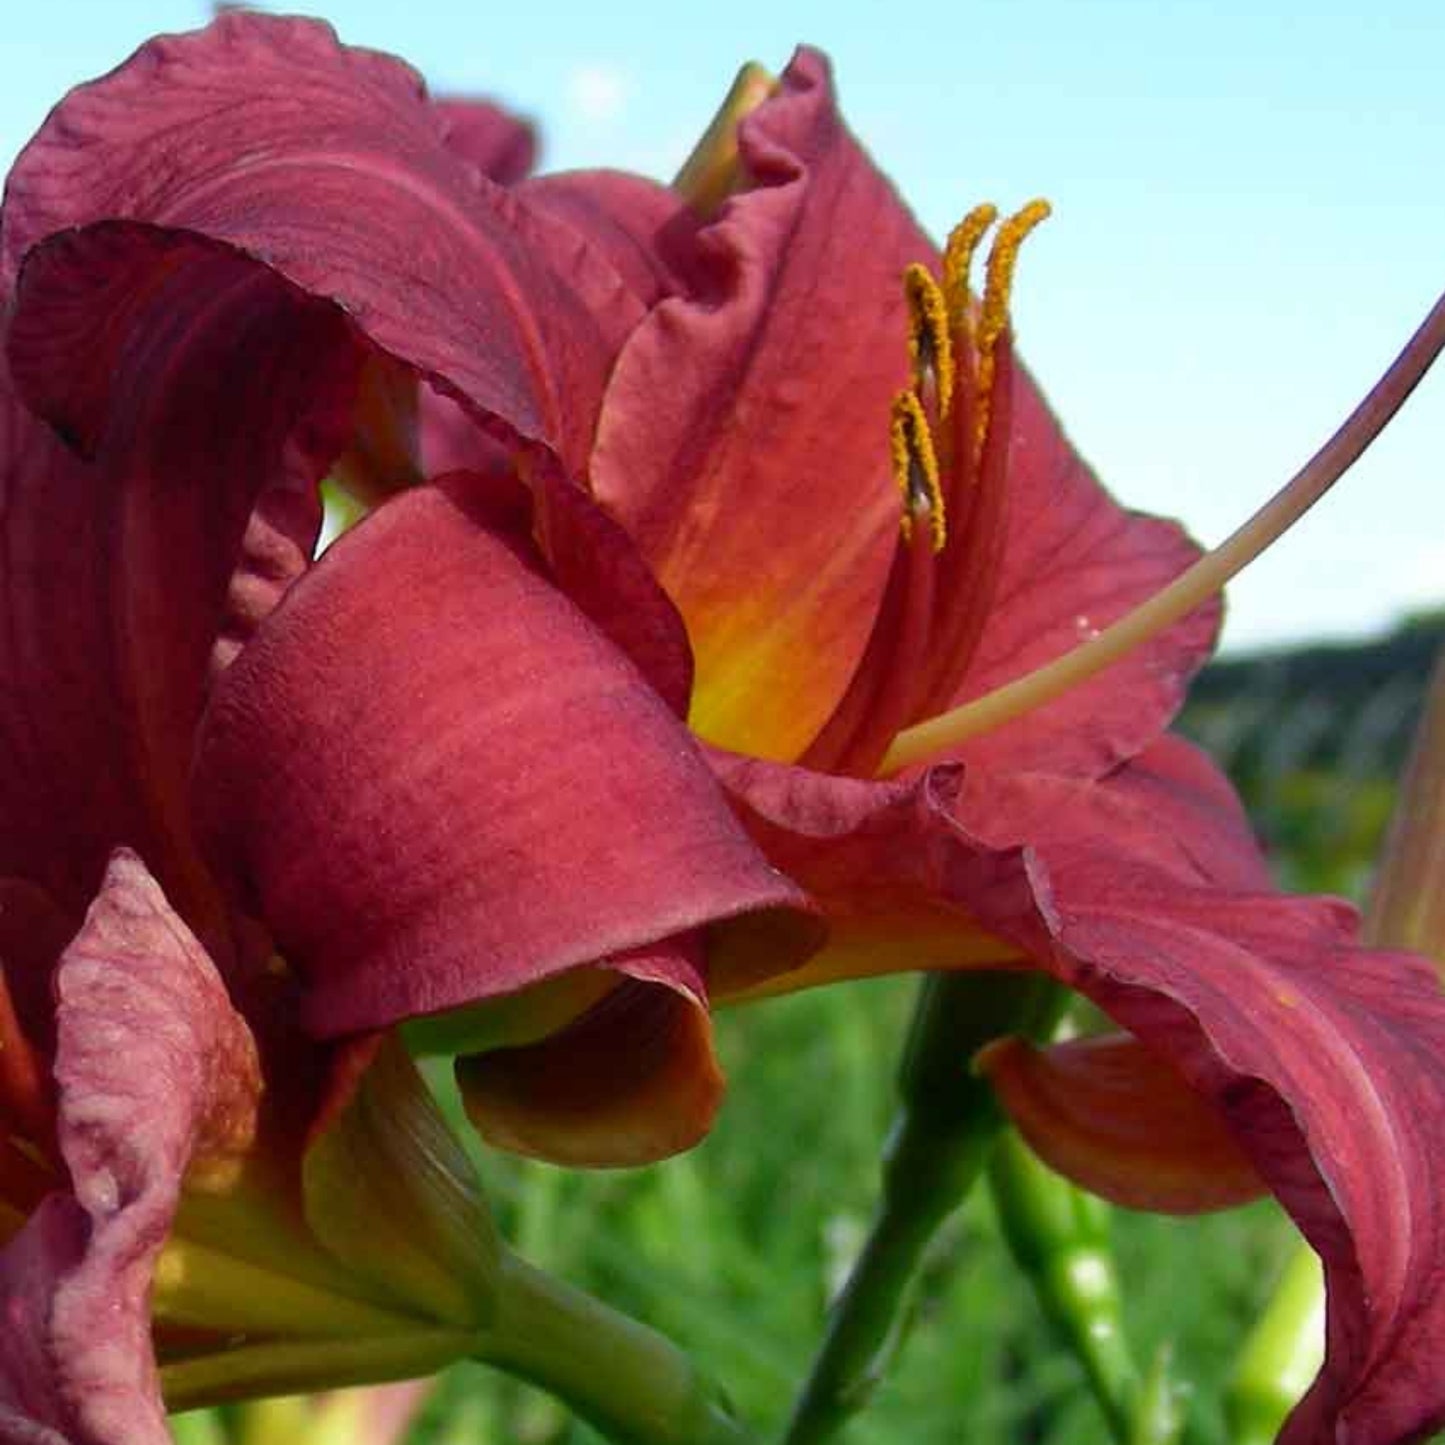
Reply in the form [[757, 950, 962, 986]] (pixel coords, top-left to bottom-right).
[[722, 735, 1445, 1440], [591, 47, 923, 761], [0, 852, 261, 1445], [194, 480, 814, 1042], [3, 11, 643, 474], [0, 242, 358, 937], [979, 1033, 1266, 1213], [522, 170, 705, 309], [713, 751, 1021, 999], [458, 937, 726, 1167]]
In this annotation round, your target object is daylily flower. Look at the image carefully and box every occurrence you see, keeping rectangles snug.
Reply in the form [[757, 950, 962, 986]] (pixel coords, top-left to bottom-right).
[[2, 14, 1443, 1445], [0, 17, 816, 1443], [487, 50, 1445, 1445]]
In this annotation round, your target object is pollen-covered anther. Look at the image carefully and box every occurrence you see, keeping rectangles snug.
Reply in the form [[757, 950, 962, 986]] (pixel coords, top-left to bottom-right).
[[903, 263, 955, 414], [978, 199, 1051, 391], [890, 390, 946, 552], [942, 203, 999, 330]]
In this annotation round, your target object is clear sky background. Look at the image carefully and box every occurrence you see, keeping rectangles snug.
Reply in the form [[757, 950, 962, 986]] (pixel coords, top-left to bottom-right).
[[2, 1, 1440, 653]]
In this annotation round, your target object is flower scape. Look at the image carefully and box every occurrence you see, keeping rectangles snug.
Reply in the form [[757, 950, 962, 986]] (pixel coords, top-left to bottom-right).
[[0, 13, 1442, 1445]]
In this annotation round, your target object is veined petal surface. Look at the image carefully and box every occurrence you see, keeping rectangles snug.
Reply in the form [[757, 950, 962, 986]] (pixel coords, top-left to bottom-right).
[[0, 853, 260, 1445], [194, 479, 811, 1041], [591, 47, 923, 761], [2, 10, 641, 474]]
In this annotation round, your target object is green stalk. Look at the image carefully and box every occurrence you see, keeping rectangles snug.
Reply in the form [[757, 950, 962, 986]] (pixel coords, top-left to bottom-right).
[[988, 1129, 1139, 1439], [476, 1249, 756, 1445], [1225, 1246, 1324, 1445], [781, 972, 1065, 1445]]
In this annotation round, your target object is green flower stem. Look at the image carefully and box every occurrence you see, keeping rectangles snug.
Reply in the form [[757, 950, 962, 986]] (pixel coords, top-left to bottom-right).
[[1225, 1243, 1324, 1445], [782, 972, 1067, 1445], [988, 1129, 1139, 1440], [476, 1248, 756, 1445]]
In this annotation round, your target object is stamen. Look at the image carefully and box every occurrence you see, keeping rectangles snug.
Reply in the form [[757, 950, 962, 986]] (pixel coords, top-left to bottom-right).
[[976, 199, 1051, 428], [891, 391, 946, 551], [943, 204, 999, 327], [880, 290, 1445, 774], [903, 263, 955, 413]]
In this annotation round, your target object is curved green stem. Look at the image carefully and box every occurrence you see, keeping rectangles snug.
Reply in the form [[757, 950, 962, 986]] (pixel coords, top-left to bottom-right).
[[1226, 1244, 1324, 1445], [477, 1249, 756, 1445], [782, 972, 1065, 1445], [988, 1129, 1139, 1439]]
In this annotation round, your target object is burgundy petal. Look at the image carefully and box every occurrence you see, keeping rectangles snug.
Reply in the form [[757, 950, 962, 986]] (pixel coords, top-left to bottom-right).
[[952, 760, 1445, 1445], [590, 47, 924, 762], [193, 478, 813, 1041], [2, 11, 643, 475], [0, 852, 261, 1445], [431, 96, 537, 186], [521, 170, 704, 309], [721, 737, 1445, 1441], [979, 1032, 1267, 1213], [0, 239, 359, 944]]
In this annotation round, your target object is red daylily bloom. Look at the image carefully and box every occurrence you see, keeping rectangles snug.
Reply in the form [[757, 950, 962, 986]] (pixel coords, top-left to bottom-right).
[[0, 15, 817, 1441], [527, 51, 1445, 1445], [1, 13, 1442, 1445]]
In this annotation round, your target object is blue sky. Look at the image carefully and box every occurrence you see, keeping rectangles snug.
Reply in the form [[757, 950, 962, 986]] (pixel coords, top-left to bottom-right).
[[2, 1, 1440, 652]]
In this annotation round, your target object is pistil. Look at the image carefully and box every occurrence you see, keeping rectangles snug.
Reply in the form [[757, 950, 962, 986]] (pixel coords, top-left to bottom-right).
[[882, 290, 1445, 774]]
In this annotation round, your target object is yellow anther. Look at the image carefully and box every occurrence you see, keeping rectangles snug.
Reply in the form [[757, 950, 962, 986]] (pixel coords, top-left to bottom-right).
[[942, 203, 999, 329], [890, 391, 946, 552], [903, 264, 955, 415], [978, 199, 1051, 385], [973, 199, 1050, 452]]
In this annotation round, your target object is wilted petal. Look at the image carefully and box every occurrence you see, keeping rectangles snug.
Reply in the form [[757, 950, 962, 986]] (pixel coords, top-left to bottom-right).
[[194, 479, 813, 1045], [591, 47, 923, 761], [2, 11, 643, 475], [0, 852, 262, 1445], [979, 1033, 1266, 1213], [0, 1198, 87, 1442]]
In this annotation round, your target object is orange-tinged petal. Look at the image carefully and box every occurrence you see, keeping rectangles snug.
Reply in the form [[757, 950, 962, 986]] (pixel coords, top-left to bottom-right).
[[979, 1033, 1266, 1213], [591, 48, 928, 761], [457, 940, 723, 1168]]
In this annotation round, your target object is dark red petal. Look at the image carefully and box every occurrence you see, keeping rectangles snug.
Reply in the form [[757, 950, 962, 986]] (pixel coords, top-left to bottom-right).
[[457, 936, 726, 1167], [527, 467, 695, 717], [431, 96, 537, 186], [979, 1033, 1266, 1213], [948, 756, 1445, 1445], [2, 11, 643, 476], [0, 242, 358, 939], [721, 736, 1445, 1439], [930, 370, 1220, 777], [590, 47, 926, 762], [194, 480, 813, 1039], [712, 750, 1022, 999], [521, 170, 704, 309], [0, 852, 261, 1445]]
